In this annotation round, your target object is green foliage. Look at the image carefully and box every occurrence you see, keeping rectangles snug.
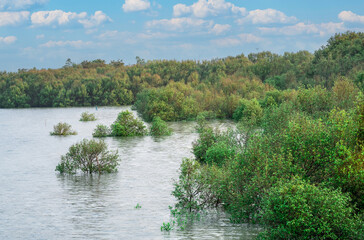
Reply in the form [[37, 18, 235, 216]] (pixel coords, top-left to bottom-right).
[[111, 110, 147, 137], [135, 203, 142, 209], [92, 124, 111, 137], [205, 141, 235, 167], [149, 116, 172, 136], [192, 127, 217, 163], [80, 111, 96, 121], [50, 122, 77, 136], [258, 177, 364, 240], [233, 98, 263, 125], [55, 139, 119, 174], [160, 222, 174, 231]]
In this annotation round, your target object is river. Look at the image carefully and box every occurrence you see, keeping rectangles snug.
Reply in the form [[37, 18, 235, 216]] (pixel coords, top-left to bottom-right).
[[0, 107, 260, 239]]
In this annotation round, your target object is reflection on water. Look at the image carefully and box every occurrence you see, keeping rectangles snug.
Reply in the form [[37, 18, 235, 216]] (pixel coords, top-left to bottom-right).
[[0, 107, 260, 239]]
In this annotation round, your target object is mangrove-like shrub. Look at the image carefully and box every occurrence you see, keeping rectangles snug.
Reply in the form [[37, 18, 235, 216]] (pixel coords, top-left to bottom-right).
[[93, 124, 111, 137], [50, 122, 77, 136], [80, 111, 97, 121], [150, 116, 172, 136], [56, 139, 119, 174], [258, 177, 363, 240], [111, 110, 147, 137]]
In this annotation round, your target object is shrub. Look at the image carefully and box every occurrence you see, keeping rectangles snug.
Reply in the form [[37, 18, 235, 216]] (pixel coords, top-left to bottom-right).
[[111, 110, 147, 137], [80, 111, 97, 121], [192, 127, 217, 163], [50, 122, 77, 136], [233, 98, 263, 125], [205, 141, 235, 167], [56, 139, 119, 174], [150, 116, 172, 136], [92, 124, 111, 137], [258, 177, 363, 240]]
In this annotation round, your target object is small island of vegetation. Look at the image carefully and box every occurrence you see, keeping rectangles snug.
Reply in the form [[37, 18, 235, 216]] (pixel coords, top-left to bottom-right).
[[50, 122, 77, 136], [56, 139, 120, 174], [79, 111, 97, 121]]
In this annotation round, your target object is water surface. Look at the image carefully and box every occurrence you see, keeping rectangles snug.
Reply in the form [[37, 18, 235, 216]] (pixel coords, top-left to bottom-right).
[[0, 107, 260, 239]]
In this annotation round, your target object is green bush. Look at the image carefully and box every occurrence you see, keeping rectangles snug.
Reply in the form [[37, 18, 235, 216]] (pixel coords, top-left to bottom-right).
[[50, 122, 77, 136], [233, 98, 263, 125], [92, 124, 111, 137], [258, 177, 363, 240], [56, 139, 119, 174], [205, 141, 235, 167], [80, 111, 97, 121], [111, 110, 147, 137], [150, 116, 172, 136], [192, 127, 217, 163]]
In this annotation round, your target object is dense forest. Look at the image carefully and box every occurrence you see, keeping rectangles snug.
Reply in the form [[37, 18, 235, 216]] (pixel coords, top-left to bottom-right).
[[1, 31, 364, 239]]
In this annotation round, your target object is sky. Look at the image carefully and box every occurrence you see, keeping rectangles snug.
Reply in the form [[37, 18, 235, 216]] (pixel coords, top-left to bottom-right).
[[0, 0, 363, 71]]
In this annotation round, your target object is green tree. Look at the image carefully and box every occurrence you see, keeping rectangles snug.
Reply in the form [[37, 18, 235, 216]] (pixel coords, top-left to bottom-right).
[[56, 139, 120, 174]]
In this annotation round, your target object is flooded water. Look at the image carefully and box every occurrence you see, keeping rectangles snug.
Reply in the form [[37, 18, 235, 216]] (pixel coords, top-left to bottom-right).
[[0, 107, 260, 239]]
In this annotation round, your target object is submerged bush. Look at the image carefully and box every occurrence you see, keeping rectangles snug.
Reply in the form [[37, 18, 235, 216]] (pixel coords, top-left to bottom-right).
[[92, 124, 111, 137], [50, 122, 77, 136], [80, 111, 97, 121], [150, 116, 172, 136], [56, 139, 119, 174], [258, 177, 363, 240], [111, 110, 147, 137]]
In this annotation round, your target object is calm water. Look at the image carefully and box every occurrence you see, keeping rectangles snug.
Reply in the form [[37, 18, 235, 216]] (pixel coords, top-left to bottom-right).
[[0, 107, 260, 239]]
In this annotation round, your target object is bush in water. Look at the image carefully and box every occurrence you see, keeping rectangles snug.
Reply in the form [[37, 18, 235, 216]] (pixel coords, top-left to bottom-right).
[[50, 122, 77, 136], [56, 139, 119, 174]]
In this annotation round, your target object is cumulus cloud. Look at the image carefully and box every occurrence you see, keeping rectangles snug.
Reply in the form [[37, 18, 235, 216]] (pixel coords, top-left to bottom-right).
[[209, 23, 230, 35], [31, 10, 86, 26], [338, 11, 364, 24], [78, 11, 112, 28], [173, 0, 246, 18], [0, 0, 47, 10], [212, 33, 262, 46], [40, 40, 92, 48], [146, 17, 213, 31], [240, 8, 297, 24], [259, 22, 345, 36], [122, 0, 150, 12], [0, 35, 17, 44], [0, 11, 29, 26], [31, 10, 111, 28]]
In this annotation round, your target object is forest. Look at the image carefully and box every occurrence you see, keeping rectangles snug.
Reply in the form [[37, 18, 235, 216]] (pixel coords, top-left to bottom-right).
[[1, 31, 363, 239]]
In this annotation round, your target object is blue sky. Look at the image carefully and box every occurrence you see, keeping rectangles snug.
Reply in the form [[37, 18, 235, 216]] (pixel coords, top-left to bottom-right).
[[0, 0, 363, 71]]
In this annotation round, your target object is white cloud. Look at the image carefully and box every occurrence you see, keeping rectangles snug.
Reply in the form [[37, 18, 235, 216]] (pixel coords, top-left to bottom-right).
[[31, 10, 111, 28], [259, 22, 346, 36], [173, 0, 246, 18], [40, 40, 92, 48], [0, 0, 47, 10], [122, 0, 150, 12], [78, 11, 112, 28], [31, 10, 86, 26], [0, 11, 29, 26], [338, 11, 364, 24], [241, 8, 297, 24], [212, 33, 262, 46], [0, 35, 17, 44], [146, 17, 213, 31], [209, 23, 230, 35]]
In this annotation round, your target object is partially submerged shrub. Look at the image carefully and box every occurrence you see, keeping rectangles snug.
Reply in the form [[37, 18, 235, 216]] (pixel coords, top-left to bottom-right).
[[111, 110, 147, 137], [56, 139, 119, 174], [50, 122, 77, 136], [150, 116, 172, 136], [258, 177, 363, 240], [80, 111, 97, 121], [93, 124, 111, 137]]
